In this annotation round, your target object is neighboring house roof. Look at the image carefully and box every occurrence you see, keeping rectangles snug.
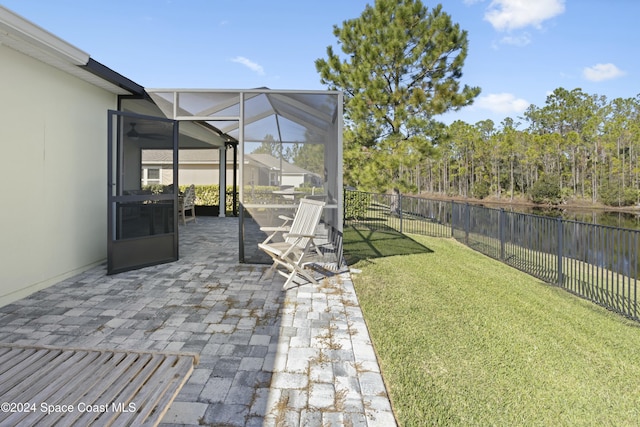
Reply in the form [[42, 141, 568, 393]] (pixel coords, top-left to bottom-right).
[[141, 150, 175, 165], [141, 149, 235, 165], [179, 149, 220, 164], [246, 153, 317, 176]]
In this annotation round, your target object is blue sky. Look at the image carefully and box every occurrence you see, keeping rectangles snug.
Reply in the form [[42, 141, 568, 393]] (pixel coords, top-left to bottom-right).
[[2, 0, 637, 127]]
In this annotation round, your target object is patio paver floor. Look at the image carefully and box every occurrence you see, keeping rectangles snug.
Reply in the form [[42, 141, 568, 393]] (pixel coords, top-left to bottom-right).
[[0, 216, 396, 427]]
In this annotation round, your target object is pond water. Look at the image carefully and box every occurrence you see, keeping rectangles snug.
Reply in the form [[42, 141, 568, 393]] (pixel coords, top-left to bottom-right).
[[483, 204, 640, 231]]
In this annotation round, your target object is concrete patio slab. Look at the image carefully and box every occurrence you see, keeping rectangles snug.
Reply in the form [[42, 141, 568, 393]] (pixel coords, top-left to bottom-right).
[[0, 216, 397, 426]]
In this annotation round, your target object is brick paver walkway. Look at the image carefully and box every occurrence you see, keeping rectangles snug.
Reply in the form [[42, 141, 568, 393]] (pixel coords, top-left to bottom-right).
[[0, 217, 396, 426]]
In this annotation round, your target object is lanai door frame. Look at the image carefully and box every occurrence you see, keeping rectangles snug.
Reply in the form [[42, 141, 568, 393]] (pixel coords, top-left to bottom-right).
[[107, 110, 179, 274]]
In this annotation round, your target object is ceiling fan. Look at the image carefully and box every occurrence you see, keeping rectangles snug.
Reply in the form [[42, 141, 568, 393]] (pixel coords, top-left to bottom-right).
[[126, 122, 167, 140]]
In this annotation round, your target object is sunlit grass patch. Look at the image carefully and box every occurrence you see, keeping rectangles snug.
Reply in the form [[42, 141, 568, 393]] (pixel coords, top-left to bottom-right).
[[346, 230, 640, 426]]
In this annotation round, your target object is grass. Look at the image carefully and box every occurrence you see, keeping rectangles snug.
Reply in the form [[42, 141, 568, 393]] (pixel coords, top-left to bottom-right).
[[350, 199, 640, 319], [344, 225, 640, 426], [342, 225, 433, 265]]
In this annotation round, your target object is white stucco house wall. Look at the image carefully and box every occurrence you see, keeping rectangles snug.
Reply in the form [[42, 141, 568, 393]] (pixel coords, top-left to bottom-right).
[[0, 7, 149, 306]]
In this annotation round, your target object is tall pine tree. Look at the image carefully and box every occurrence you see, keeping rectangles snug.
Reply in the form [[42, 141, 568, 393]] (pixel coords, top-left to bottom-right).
[[316, 0, 480, 191]]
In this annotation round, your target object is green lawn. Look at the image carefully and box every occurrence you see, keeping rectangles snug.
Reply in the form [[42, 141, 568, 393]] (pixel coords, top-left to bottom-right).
[[345, 226, 640, 426]]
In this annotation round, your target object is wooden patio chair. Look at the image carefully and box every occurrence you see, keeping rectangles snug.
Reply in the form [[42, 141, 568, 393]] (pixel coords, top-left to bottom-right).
[[259, 200, 323, 256], [178, 184, 196, 225], [258, 198, 326, 289]]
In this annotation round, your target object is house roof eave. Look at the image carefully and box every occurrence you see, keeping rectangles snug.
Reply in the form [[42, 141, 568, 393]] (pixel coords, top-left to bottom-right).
[[0, 6, 144, 96], [82, 58, 145, 97], [0, 6, 89, 65]]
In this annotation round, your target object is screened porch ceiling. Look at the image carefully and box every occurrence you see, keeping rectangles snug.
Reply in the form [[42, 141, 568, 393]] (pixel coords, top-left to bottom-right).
[[145, 88, 341, 146], [120, 98, 228, 149]]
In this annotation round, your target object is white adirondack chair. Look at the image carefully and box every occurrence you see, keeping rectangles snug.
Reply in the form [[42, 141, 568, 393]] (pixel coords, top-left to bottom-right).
[[178, 184, 196, 225], [258, 198, 326, 289]]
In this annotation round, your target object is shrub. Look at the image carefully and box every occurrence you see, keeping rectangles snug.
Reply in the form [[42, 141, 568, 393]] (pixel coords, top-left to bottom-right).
[[598, 182, 637, 207], [242, 186, 281, 204], [190, 185, 219, 205], [529, 175, 561, 205], [141, 184, 334, 214], [472, 180, 490, 200], [177, 184, 239, 214]]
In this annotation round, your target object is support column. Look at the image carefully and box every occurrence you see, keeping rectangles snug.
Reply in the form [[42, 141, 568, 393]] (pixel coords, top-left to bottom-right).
[[219, 146, 226, 217]]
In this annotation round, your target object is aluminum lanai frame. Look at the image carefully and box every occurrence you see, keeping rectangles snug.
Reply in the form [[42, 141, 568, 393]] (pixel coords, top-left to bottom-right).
[[145, 88, 344, 264]]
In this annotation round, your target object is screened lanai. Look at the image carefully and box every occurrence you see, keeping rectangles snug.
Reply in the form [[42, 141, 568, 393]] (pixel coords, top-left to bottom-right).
[[145, 88, 344, 264]]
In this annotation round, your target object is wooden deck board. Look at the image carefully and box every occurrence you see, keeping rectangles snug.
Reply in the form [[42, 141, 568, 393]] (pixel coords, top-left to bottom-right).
[[54, 353, 150, 427], [13, 351, 120, 427], [1, 349, 69, 402], [110, 356, 194, 426], [0, 347, 35, 374], [80, 353, 165, 426], [0, 344, 197, 427]]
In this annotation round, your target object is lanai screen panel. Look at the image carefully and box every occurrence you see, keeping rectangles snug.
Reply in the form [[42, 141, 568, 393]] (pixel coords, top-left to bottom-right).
[[146, 88, 343, 264], [239, 90, 342, 264]]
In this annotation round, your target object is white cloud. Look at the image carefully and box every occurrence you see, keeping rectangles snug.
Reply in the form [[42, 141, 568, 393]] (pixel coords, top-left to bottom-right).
[[230, 56, 264, 75], [476, 93, 529, 114], [583, 63, 625, 82], [497, 32, 531, 47], [485, 0, 565, 31]]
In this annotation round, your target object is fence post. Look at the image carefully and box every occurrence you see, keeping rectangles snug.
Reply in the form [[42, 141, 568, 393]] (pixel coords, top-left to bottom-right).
[[343, 190, 347, 227], [450, 200, 454, 237], [399, 192, 403, 234], [465, 203, 470, 245], [635, 232, 638, 320], [557, 217, 563, 287], [499, 208, 505, 261]]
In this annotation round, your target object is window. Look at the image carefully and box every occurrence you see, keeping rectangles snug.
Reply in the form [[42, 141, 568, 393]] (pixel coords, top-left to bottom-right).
[[142, 167, 161, 185]]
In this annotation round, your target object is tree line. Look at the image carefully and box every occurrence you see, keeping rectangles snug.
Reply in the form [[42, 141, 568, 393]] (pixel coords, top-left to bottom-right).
[[314, 0, 640, 207], [406, 88, 640, 207]]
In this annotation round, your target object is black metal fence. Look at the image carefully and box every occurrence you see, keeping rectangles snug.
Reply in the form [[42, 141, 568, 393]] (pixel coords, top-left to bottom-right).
[[344, 190, 640, 321]]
